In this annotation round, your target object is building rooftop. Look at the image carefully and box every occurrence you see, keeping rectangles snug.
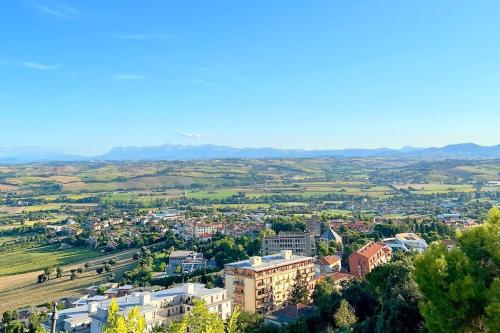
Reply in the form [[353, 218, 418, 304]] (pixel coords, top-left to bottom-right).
[[320, 227, 342, 243], [265, 304, 316, 323], [395, 233, 423, 241], [316, 255, 341, 266], [57, 283, 225, 320], [225, 251, 312, 272], [353, 242, 388, 259], [170, 250, 196, 258]]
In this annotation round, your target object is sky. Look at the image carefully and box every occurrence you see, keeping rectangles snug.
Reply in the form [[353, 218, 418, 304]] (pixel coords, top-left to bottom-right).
[[1, 1, 500, 155]]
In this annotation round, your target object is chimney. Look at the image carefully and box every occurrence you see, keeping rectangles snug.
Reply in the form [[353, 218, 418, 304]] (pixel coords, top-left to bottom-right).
[[139, 293, 151, 306], [183, 283, 195, 295], [281, 250, 292, 259], [249, 256, 262, 267], [88, 302, 98, 314]]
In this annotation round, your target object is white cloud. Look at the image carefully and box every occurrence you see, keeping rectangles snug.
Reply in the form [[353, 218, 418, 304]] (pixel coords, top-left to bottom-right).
[[116, 33, 175, 40], [22, 62, 60, 70], [115, 74, 144, 80], [181, 132, 209, 139], [37, 5, 78, 19]]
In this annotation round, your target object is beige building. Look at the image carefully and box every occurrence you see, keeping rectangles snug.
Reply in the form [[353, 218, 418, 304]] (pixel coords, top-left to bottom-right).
[[224, 250, 314, 314], [262, 232, 316, 256]]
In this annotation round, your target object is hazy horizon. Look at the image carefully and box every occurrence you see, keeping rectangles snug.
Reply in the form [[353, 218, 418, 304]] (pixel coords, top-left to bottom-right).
[[0, 141, 498, 158]]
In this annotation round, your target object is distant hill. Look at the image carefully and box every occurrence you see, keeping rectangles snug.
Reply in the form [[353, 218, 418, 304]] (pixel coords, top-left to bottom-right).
[[95, 143, 500, 160], [0, 143, 499, 163]]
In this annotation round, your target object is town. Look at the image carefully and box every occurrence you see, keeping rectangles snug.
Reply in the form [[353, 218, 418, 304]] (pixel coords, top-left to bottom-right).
[[2, 1, 500, 332], [1, 194, 498, 333]]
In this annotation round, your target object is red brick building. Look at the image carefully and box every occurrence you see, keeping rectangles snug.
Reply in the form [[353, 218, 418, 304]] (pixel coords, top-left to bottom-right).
[[348, 242, 391, 277]]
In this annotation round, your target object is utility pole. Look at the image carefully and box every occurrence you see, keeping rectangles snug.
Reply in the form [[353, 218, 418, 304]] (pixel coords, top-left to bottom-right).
[[50, 302, 58, 333]]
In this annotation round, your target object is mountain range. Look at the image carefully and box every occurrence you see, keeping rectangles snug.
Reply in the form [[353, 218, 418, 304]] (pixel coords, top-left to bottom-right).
[[0, 143, 499, 163]]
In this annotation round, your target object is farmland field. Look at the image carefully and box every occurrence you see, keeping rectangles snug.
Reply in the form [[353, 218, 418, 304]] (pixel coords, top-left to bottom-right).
[[0, 158, 498, 280], [0, 247, 139, 312], [0, 246, 101, 276]]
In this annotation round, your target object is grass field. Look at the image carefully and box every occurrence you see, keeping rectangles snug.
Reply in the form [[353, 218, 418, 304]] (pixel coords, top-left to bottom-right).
[[0, 246, 101, 277], [186, 189, 240, 199], [393, 183, 475, 193], [0, 249, 138, 312]]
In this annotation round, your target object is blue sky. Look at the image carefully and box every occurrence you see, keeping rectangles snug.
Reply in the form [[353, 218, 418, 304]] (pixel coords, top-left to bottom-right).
[[1, 1, 499, 155]]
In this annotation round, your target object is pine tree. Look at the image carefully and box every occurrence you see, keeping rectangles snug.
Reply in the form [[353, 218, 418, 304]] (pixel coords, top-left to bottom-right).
[[334, 299, 357, 330], [291, 270, 309, 304]]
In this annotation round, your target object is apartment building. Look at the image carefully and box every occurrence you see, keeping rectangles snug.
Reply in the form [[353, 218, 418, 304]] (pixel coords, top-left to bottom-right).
[[262, 232, 316, 256], [224, 250, 315, 314], [348, 242, 391, 277], [50, 283, 232, 333]]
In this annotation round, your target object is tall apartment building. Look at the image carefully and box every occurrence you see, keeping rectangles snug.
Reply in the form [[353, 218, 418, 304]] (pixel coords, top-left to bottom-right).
[[348, 242, 391, 277], [262, 232, 316, 256], [49, 283, 232, 333], [224, 250, 315, 314]]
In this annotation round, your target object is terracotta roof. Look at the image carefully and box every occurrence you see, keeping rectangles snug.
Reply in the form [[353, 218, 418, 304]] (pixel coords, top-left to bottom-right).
[[354, 242, 388, 259], [330, 272, 356, 282], [317, 255, 341, 266]]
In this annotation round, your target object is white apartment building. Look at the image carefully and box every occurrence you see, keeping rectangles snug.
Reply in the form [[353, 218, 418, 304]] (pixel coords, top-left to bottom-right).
[[50, 283, 232, 333]]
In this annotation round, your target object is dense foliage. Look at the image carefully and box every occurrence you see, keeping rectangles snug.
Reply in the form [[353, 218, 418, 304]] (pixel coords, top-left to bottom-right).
[[414, 207, 500, 332]]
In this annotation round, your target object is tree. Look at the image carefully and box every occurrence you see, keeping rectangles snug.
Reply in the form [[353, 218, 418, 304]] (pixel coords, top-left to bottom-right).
[[70, 272, 77, 280], [103, 299, 145, 333], [43, 267, 54, 280], [334, 299, 357, 330], [2, 310, 16, 324], [56, 266, 63, 278], [312, 275, 341, 324], [28, 311, 47, 333], [157, 262, 167, 272], [366, 254, 424, 333], [5, 320, 24, 333], [235, 311, 263, 333], [414, 207, 500, 333], [226, 309, 240, 333], [97, 286, 106, 295], [37, 273, 47, 283], [291, 270, 309, 304], [316, 241, 329, 257], [167, 299, 224, 333], [104, 264, 112, 272]]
